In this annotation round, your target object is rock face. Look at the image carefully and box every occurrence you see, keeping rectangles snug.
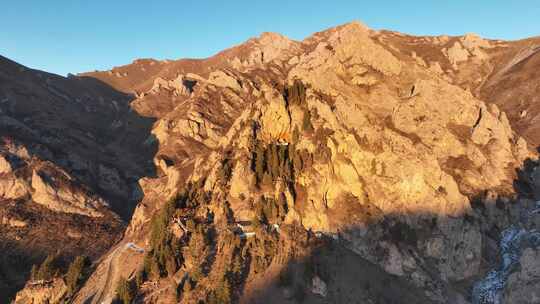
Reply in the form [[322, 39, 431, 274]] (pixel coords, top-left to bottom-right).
[[7, 21, 540, 304]]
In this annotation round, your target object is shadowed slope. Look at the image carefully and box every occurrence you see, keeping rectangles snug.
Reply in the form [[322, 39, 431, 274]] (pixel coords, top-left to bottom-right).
[[0, 56, 159, 301]]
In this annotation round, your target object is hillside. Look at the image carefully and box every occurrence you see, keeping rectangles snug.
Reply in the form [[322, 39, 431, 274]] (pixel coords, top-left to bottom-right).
[[0, 55, 155, 298]]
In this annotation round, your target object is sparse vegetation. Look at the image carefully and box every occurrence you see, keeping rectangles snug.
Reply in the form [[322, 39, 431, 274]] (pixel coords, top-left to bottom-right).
[[292, 126, 301, 143]]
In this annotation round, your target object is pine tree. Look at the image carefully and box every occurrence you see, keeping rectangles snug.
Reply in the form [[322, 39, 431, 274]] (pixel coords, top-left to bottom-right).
[[209, 277, 232, 304], [268, 144, 280, 178], [286, 79, 307, 105], [65, 255, 89, 295], [302, 109, 314, 132], [36, 254, 58, 281], [254, 142, 266, 183], [232, 254, 243, 275], [30, 264, 38, 281], [135, 269, 145, 289]]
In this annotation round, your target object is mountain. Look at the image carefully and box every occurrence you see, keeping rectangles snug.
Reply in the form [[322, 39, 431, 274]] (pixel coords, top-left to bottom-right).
[[4, 21, 540, 304]]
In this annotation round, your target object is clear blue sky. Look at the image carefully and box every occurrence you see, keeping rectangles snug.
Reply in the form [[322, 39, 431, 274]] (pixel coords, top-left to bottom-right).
[[1, 1, 539, 76]]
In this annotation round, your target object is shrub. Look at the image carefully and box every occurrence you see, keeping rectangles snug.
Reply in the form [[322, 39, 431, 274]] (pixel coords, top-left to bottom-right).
[[115, 276, 135, 304], [388, 222, 418, 246], [65, 255, 89, 294]]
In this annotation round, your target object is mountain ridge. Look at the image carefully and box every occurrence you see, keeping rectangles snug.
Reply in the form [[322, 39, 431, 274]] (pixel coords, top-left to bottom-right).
[[3, 21, 540, 303]]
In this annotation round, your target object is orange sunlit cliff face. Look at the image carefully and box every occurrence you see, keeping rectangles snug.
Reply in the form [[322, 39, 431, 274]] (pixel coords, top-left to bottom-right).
[[3, 21, 540, 304]]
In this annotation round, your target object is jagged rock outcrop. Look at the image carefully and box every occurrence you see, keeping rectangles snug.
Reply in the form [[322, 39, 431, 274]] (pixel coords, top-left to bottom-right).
[[31, 169, 105, 217]]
